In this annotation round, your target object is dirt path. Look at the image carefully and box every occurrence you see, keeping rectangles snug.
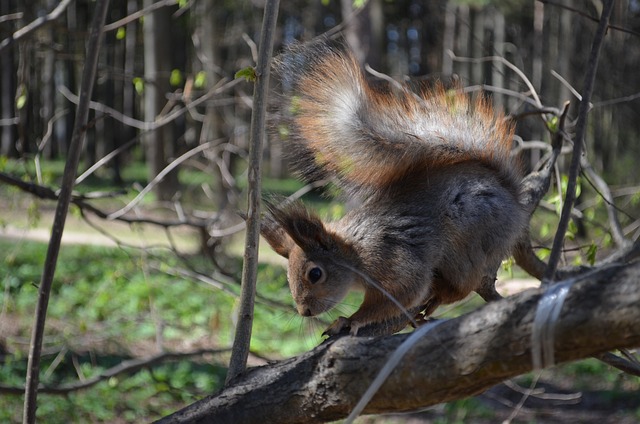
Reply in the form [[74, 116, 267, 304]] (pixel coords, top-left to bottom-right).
[[0, 207, 200, 251]]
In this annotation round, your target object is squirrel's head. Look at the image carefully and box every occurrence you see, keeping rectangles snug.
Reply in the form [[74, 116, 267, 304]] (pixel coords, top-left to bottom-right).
[[261, 201, 360, 317]]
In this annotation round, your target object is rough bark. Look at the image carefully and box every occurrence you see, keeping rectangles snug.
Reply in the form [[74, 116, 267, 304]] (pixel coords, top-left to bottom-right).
[[158, 261, 640, 424]]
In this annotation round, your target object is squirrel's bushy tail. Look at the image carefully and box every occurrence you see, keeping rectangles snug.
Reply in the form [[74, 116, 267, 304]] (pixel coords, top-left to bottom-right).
[[273, 38, 519, 197]]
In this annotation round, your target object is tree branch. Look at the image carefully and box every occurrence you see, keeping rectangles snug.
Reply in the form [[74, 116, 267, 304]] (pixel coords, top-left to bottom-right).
[[0, 348, 230, 395], [58, 78, 242, 131], [538, 0, 640, 38], [0, 0, 73, 54], [543, 0, 615, 282], [226, 0, 280, 383], [158, 261, 640, 423], [580, 157, 628, 248], [0, 171, 210, 229], [102, 0, 178, 32], [22, 1, 111, 422]]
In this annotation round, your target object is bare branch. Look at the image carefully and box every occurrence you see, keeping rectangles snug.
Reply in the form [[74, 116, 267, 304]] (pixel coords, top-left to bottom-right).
[[594, 90, 640, 108], [0, 12, 23, 24], [543, 0, 615, 283], [0, 172, 210, 229], [107, 141, 218, 220], [538, 0, 640, 38], [226, 0, 280, 384], [596, 351, 640, 377], [22, 1, 111, 422], [580, 158, 628, 248], [0, 117, 19, 126], [58, 78, 243, 131], [1, 349, 230, 395], [447, 51, 543, 108], [102, 0, 177, 32], [0, 0, 73, 54]]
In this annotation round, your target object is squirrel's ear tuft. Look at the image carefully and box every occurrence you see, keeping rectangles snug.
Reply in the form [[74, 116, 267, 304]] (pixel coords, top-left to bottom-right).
[[264, 200, 335, 253], [261, 209, 295, 259]]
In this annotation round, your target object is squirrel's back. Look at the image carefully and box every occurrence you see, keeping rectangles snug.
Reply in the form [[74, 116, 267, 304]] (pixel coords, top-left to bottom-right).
[[273, 38, 521, 198]]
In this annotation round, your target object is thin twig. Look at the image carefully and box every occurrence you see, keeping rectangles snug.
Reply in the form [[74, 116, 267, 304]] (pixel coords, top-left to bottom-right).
[[75, 135, 140, 184], [538, 0, 640, 38], [550, 69, 582, 101], [503, 373, 543, 424], [447, 50, 543, 108], [594, 91, 640, 107], [22, 1, 111, 422], [225, 0, 280, 384], [0, 0, 73, 54], [2, 349, 230, 395], [543, 0, 615, 283], [462, 84, 546, 110], [102, 0, 177, 32], [580, 158, 628, 248], [596, 351, 640, 377], [0, 12, 23, 24], [0, 171, 210, 229], [58, 78, 242, 131], [107, 141, 217, 220]]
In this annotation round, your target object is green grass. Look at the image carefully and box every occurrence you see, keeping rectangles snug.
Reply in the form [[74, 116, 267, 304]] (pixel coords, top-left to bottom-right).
[[0, 238, 312, 422]]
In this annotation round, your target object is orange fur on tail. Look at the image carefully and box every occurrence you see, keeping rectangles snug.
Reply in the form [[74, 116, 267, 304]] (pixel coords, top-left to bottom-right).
[[273, 38, 519, 198]]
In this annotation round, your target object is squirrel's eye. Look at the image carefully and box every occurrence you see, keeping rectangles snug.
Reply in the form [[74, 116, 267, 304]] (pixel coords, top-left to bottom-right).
[[307, 267, 323, 284]]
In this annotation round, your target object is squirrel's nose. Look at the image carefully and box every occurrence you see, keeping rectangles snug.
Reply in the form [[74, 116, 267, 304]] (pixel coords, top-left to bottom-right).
[[301, 308, 312, 317]]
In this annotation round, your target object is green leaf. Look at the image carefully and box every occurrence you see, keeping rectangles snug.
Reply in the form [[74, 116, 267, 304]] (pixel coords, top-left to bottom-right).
[[501, 257, 514, 278], [572, 254, 583, 266], [132, 77, 144, 95], [194, 71, 207, 89], [539, 222, 550, 238], [70, 204, 82, 218], [536, 247, 551, 261], [16, 85, 27, 110], [566, 220, 578, 240], [170, 69, 183, 87], [546, 115, 559, 133], [289, 95, 301, 115], [116, 27, 126, 40], [235, 66, 257, 82], [586, 243, 597, 266]]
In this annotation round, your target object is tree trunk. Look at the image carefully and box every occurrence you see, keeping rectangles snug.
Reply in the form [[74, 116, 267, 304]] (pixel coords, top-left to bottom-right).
[[471, 6, 485, 84], [529, 0, 544, 167], [340, 0, 367, 63], [455, 4, 470, 83], [143, 0, 177, 200], [441, 1, 456, 77], [490, 6, 505, 110], [40, 0, 56, 158], [0, 0, 17, 156]]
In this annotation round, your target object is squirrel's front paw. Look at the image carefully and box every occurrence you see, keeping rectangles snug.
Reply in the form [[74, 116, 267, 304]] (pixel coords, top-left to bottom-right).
[[322, 316, 359, 337]]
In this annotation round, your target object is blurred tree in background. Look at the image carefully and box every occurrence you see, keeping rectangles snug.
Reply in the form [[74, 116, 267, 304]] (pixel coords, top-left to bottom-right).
[[2, 1, 640, 192]]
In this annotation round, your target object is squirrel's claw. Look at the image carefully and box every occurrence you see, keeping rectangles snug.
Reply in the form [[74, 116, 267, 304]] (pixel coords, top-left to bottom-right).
[[322, 316, 353, 338]]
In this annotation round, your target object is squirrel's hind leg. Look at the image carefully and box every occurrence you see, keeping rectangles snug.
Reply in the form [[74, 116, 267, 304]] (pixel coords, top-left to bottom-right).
[[475, 274, 503, 302]]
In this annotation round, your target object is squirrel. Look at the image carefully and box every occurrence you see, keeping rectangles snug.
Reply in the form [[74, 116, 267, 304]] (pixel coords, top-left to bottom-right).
[[261, 38, 528, 337]]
